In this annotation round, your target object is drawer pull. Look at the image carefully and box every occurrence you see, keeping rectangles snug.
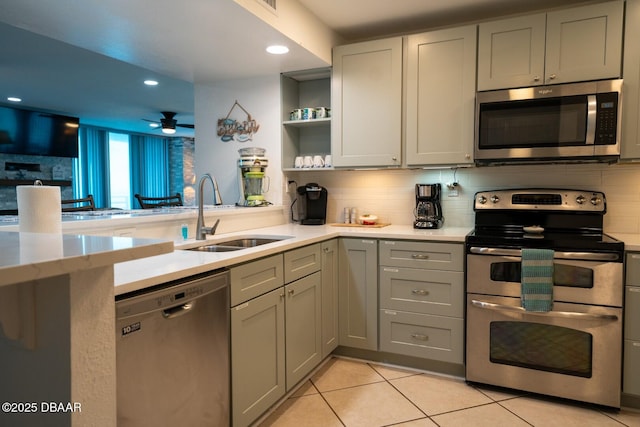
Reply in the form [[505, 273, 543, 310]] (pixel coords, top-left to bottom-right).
[[411, 254, 430, 260], [412, 289, 429, 296], [411, 333, 429, 341]]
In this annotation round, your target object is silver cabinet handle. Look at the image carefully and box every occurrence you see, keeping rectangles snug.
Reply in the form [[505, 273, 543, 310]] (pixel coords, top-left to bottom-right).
[[411, 254, 430, 260], [470, 299, 618, 321], [548, 73, 557, 80], [533, 75, 540, 81], [162, 302, 194, 319], [411, 333, 429, 341], [288, 289, 295, 296], [412, 289, 429, 296]]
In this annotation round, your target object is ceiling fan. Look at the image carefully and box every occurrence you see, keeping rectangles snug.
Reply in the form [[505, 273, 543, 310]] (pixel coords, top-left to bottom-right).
[[144, 111, 194, 134]]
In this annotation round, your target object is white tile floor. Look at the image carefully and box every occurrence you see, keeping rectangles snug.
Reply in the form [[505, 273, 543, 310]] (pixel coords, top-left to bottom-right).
[[258, 357, 640, 427]]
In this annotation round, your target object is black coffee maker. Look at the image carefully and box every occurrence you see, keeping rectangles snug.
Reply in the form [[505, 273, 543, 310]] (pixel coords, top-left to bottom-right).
[[413, 183, 444, 229], [296, 183, 328, 225]]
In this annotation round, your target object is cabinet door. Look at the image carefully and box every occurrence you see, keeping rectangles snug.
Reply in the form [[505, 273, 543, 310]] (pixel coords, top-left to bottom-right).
[[284, 243, 321, 284], [321, 239, 339, 357], [285, 272, 322, 390], [406, 26, 476, 165], [338, 238, 378, 350], [230, 254, 284, 307], [622, 0, 640, 159], [477, 14, 546, 90], [545, 1, 623, 85], [332, 37, 402, 167], [379, 267, 464, 317], [231, 288, 285, 427]]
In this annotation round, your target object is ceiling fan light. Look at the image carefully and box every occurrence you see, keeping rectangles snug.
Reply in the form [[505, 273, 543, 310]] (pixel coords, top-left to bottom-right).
[[161, 127, 176, 135], [144, 79, 159, 86]]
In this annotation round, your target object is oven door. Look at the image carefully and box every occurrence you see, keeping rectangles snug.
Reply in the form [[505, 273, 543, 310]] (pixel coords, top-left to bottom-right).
[[466, 252, 623, 306], [466, 294, 622, 408]]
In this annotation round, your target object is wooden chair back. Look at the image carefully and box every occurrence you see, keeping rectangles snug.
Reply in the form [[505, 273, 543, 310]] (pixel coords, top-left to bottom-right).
[[61, 195, 96, 212], [135, 193, 183, 209]]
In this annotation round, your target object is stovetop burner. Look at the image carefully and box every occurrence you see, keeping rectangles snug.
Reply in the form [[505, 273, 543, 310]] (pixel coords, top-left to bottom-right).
[[466, 188, 624, 256]]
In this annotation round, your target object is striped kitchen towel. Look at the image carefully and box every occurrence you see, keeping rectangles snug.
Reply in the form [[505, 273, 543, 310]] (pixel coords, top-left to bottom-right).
[[521, 248, 554, 312]]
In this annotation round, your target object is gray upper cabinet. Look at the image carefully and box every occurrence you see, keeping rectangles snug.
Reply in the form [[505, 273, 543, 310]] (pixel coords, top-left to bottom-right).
[[331, 37, 403, 168], [405, 25, 476, 166], [622, 0, 640, 159], [478, 1, 623, 91]]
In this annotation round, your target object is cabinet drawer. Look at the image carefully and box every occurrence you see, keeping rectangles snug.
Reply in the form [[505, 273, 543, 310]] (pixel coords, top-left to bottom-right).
[[380, 267, 464, 317], [379, 240, 463, 271], [379, 309, 463, 364], [230, 254, 284, 307], [626, 286, 640, 341], [627, 253, 640, 286], [623, 340, 640, 396], [284, 243, 321, 283]]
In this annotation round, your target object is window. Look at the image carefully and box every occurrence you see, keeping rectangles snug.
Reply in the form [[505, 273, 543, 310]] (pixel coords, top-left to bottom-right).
[[108, 133, 131, 209], [73, 127, 174, 209]]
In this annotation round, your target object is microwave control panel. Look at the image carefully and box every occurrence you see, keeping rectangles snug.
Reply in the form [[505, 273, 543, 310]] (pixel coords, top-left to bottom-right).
[[594, 92, 619, 145]]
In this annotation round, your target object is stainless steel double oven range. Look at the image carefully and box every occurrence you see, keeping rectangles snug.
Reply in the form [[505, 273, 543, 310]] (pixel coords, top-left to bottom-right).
[[465, 189, 624, 408]]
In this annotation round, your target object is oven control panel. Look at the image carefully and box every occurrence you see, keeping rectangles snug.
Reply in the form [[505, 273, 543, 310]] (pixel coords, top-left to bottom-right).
[[474, 189, 606, 212]]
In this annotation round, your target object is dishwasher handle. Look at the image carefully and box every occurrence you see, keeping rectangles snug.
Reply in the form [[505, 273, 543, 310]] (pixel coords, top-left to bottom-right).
[[162, 302, 195, 319]]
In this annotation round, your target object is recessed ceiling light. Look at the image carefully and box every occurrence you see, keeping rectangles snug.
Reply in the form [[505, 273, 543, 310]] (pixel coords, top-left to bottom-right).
[[266, 45, 289, 55], [7, 97, 22, 102], [144, 80, 159, 86], [149, 123, 160, 128]]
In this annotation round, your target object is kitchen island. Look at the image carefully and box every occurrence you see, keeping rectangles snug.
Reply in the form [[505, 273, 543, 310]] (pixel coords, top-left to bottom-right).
[[0, 231, 173, 427]]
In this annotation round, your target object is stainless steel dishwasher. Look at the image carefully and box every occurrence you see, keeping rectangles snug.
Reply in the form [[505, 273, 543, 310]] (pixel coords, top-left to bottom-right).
[[115, 269, 229, 426]]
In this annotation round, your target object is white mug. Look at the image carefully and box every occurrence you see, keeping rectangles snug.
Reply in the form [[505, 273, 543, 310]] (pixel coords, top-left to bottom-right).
[[294, 156, 304, 168], [324, 154, 332, 167], [303, 156, 313, 168], [313, 155, 324, 167]]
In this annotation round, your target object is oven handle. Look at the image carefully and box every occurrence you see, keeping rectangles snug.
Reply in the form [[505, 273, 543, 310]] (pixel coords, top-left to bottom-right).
[[470, 299, 618, 321], [468, 247, 620, 261]]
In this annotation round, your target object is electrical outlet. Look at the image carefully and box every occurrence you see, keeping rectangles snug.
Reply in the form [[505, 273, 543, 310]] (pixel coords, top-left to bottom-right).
[[446, 182, 459, 197]]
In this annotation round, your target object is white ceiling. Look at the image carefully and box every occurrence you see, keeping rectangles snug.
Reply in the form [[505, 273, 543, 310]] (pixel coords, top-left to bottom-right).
[[0, 0, 594, 136]]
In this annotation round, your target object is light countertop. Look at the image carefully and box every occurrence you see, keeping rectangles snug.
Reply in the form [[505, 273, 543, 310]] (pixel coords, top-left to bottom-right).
[[114, 223, 472, 296], [611, 233, 640, 252], [0, 231, 173, 287]]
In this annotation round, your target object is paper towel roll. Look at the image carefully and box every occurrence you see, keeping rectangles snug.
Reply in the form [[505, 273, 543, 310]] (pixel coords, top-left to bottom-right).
[[17, 184, 62, 233]]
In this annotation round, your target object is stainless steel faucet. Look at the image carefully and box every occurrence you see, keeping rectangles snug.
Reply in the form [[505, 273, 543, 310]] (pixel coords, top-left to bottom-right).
[[196, 173, 221, 240]]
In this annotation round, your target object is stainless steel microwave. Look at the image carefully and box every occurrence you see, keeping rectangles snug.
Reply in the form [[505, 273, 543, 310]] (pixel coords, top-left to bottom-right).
[[475, 79, 622, 164]]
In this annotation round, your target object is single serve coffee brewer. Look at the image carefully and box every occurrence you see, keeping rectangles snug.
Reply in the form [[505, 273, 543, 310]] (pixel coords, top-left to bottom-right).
[[296, 183, 328, 225]]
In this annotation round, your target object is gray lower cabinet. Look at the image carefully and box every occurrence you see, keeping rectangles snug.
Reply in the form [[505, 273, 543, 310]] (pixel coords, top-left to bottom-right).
[[624, 252, 640, 397], [285, 271, 322, 390], [321, 239, 339, 357], [338, 238, 378, 350], [231, 244, 323, 427], [378, 240, 464, 364], [231, 286, 285, 427]]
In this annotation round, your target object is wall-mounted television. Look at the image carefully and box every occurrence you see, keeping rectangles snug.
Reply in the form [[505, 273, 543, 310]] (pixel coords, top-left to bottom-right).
[[0, 105, 79, 158]]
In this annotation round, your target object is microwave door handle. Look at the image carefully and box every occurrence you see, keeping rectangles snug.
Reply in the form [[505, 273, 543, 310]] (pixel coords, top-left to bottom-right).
[[470, 299, 618, 321], [585, 94, 597, 145], [468, 247, 619, 261]]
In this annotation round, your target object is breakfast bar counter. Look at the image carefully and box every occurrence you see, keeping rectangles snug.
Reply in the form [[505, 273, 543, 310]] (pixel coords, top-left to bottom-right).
[[0, 231, 172, 427]]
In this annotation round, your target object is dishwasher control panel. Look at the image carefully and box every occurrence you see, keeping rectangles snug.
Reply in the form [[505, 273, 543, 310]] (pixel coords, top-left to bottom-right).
[[115, 270, 229, 320]]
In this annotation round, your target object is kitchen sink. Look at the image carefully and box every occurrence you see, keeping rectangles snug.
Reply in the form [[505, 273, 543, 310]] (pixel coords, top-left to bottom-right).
[[213, 238, 284, 248], [189, 245, 243, 253], [183, 235, 293, 253]]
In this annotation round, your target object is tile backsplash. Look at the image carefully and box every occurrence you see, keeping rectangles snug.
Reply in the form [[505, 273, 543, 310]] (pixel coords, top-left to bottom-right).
[[287, 162, 640, 234]]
